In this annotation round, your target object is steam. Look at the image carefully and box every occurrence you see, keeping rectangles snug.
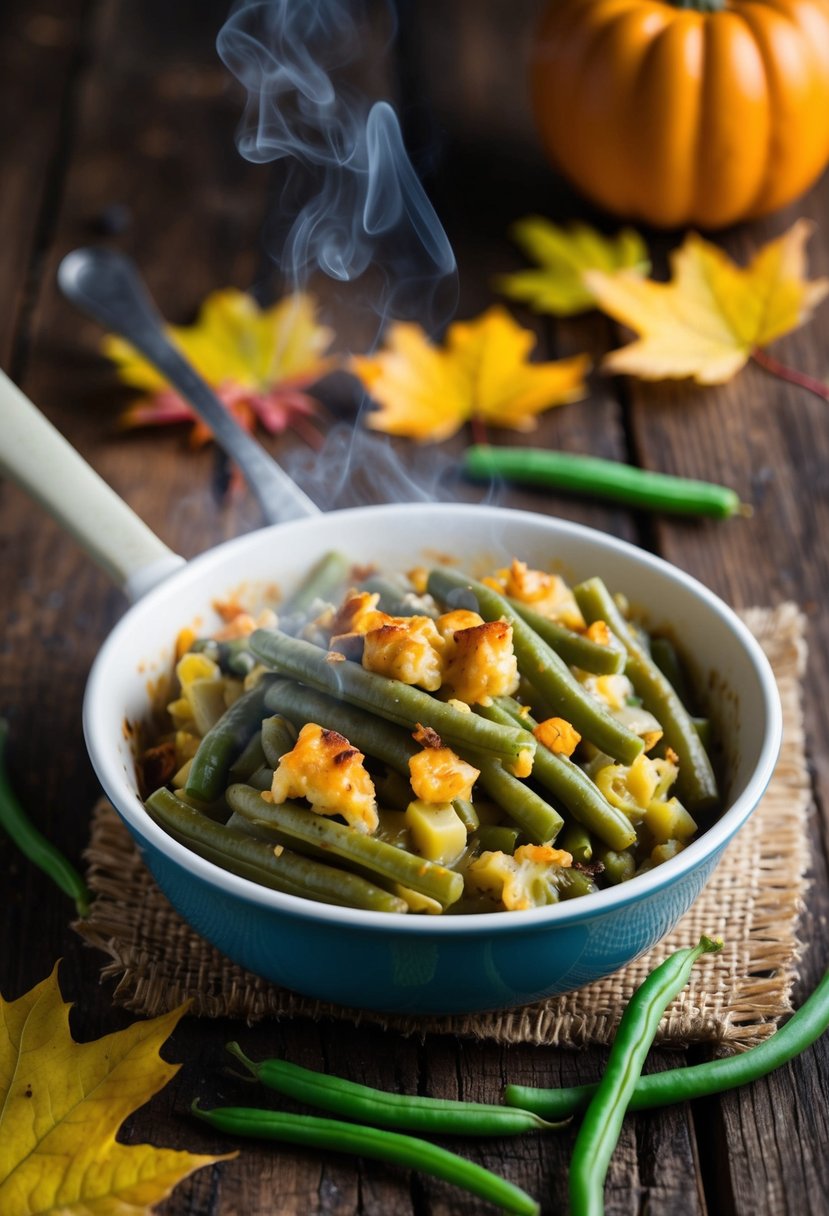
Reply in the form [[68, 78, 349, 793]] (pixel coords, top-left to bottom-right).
[[217, 0, 457, 324]]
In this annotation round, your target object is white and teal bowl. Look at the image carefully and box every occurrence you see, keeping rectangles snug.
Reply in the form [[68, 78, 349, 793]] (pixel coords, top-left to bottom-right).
[[84, 504, 782, 1015]]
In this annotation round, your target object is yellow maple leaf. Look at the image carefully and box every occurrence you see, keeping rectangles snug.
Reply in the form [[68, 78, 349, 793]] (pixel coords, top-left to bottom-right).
[[103, 289, 335, 447], [0, 964, 232, 1215], [496, 218, 649, 316], [585, 220, 829, 385], [351, 306, 590, 441]]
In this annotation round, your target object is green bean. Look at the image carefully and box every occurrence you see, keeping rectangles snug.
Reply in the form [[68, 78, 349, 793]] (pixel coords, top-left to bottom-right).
[[506, 599, 624, 675], [247, 765, 275, 792], [264, 678, 417, 774], [596, 847, 635, 885], [282, 550, 350, 615], [260, 713, 298, 768], [472, 824, 520, 855], [471, 754, 564, 844], [649, 636, 693, 707], [228, 732, 268, 783], [568, 936, 722, 1216], [556, 867, 599, 900], [185, 678, 273, 804], [146, 788, 406, 914], [227, 784, 464, 908], [505, 967, 829, 1121], [191, 636, 257, 677], [427, 569, 642, 766], [191, 1102, 540, 1216], [560, 822, 593, 864], [0, 719, 90, 917], [485, 699, 636, 852], [462, 445, 746, 519], [249, 629, 532, 768], [372, 767, 414, 811], [359, 575, 437, 618], [573, 578, 719, 815], [452, 797, 480, 832], [226, 1043, 562, 1135]]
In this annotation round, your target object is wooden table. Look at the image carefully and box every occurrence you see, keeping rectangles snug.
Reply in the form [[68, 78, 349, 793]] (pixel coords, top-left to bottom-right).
[[2, 2, 828, 1212]]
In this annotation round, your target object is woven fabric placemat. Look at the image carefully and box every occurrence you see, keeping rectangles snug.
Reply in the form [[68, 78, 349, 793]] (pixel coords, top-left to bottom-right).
[[75, 604, 810, 1050]]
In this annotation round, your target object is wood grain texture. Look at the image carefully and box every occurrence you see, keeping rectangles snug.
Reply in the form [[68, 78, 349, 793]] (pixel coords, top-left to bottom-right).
[[1, 0, 827, 1213]]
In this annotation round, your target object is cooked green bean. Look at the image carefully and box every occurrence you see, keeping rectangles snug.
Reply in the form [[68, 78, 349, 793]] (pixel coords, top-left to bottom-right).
[[282, 550, 350, 615], [264, 679, 417, 774], [226, 1043, 562, 1134], [191, 1102, 540, 1216], [485, 699, 636, 852], [359, 575, 437, 618], [649, 636, 692, 707], [506, 599, 624, 675], [185, 678, 273, 804], [568, 936, 722, 1216], [471, 754, 564, 844], [472, 824, 521, 855], [596, 847, 635, 885], [146, 788, 406, 913], [249, 629, 533, 768], [556, 867, 599, 900], [427, 569, 642, 766], [227, 784, 464, 908], [247, 765, 275, 792], [260, 713, 298, 768], [573, 578, 719, 815], [0, 718, 90, 917], [560, 822, 593, 864], [191, 636, 257, 677], [505, 967, 829, 1120], [452, 798, 480, 832], [228, 732, 268, 783], [462, 445, 745, 519]]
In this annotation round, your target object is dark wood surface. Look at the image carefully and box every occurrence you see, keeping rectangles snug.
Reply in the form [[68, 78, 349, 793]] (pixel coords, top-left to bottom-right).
[[1, 2, 828, 1213]]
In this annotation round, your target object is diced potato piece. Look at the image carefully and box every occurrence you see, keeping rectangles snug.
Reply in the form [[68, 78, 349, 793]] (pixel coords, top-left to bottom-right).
[[176, 652, 220, 688], [596, 753, 679, 822], [484, 560, 585, 630], [409, 747, 479, 803], [435, 609, 485, 643], [465, 843, 572, 911], [329, 590, 388, 638], [405, 800, 467, 864], [172, 757, 193, 790], [271, 722, 378, 833], [651, 838, 686, 865], [188, 677, 230, 736]]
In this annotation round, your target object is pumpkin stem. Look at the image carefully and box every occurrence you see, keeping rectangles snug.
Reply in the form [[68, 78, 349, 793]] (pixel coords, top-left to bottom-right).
[[666, 0, 725, 11], [751, 347, 829, 404]]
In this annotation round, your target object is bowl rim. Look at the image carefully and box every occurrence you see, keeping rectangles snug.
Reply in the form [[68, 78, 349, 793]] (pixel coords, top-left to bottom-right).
[[84, 502, 783, 936]]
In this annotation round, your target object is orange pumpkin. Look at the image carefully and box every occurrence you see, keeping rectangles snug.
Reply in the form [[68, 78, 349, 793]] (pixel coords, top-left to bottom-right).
[[531, 0, 829, 228]]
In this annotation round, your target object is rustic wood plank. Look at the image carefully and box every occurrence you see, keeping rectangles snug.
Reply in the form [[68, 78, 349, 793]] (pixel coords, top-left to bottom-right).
[[627, 179, 829, 1215], [0, 0, 90, 366]]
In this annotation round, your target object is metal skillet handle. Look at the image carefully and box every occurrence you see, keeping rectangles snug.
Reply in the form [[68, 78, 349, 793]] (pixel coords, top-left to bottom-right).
[[58, 248, 321, 525]]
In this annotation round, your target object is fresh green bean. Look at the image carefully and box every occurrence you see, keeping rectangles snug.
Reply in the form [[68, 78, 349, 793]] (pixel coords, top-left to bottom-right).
[[264, 679, 417, 774], [462, 445, 746, 519], [260, 713, 298, 768], [191, 1102, 540, 1216], [506, 599, 624, 675], [226, 1043, 562, 1135], [505, 967, 829, 1120], [227, 784, 464, 908], [471, 754, 564, 844], [573, 578, 719, 815], [0, 718, 90, 917], [282, 550, 350, 615], [485, 699, 636, 852], [249, 629, 533, 768], [146, 787, 406, 914], [568, 936, 722, 1216], [185, 678, 273, 804], [427, 569, 642, 766]]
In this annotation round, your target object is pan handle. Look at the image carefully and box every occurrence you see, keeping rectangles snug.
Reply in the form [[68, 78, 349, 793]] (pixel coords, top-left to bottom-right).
[[0, 368, 185, 601]]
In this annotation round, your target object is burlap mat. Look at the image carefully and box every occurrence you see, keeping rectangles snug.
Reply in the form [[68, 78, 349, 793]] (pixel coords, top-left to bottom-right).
[[75, 604, 810, 1049]]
